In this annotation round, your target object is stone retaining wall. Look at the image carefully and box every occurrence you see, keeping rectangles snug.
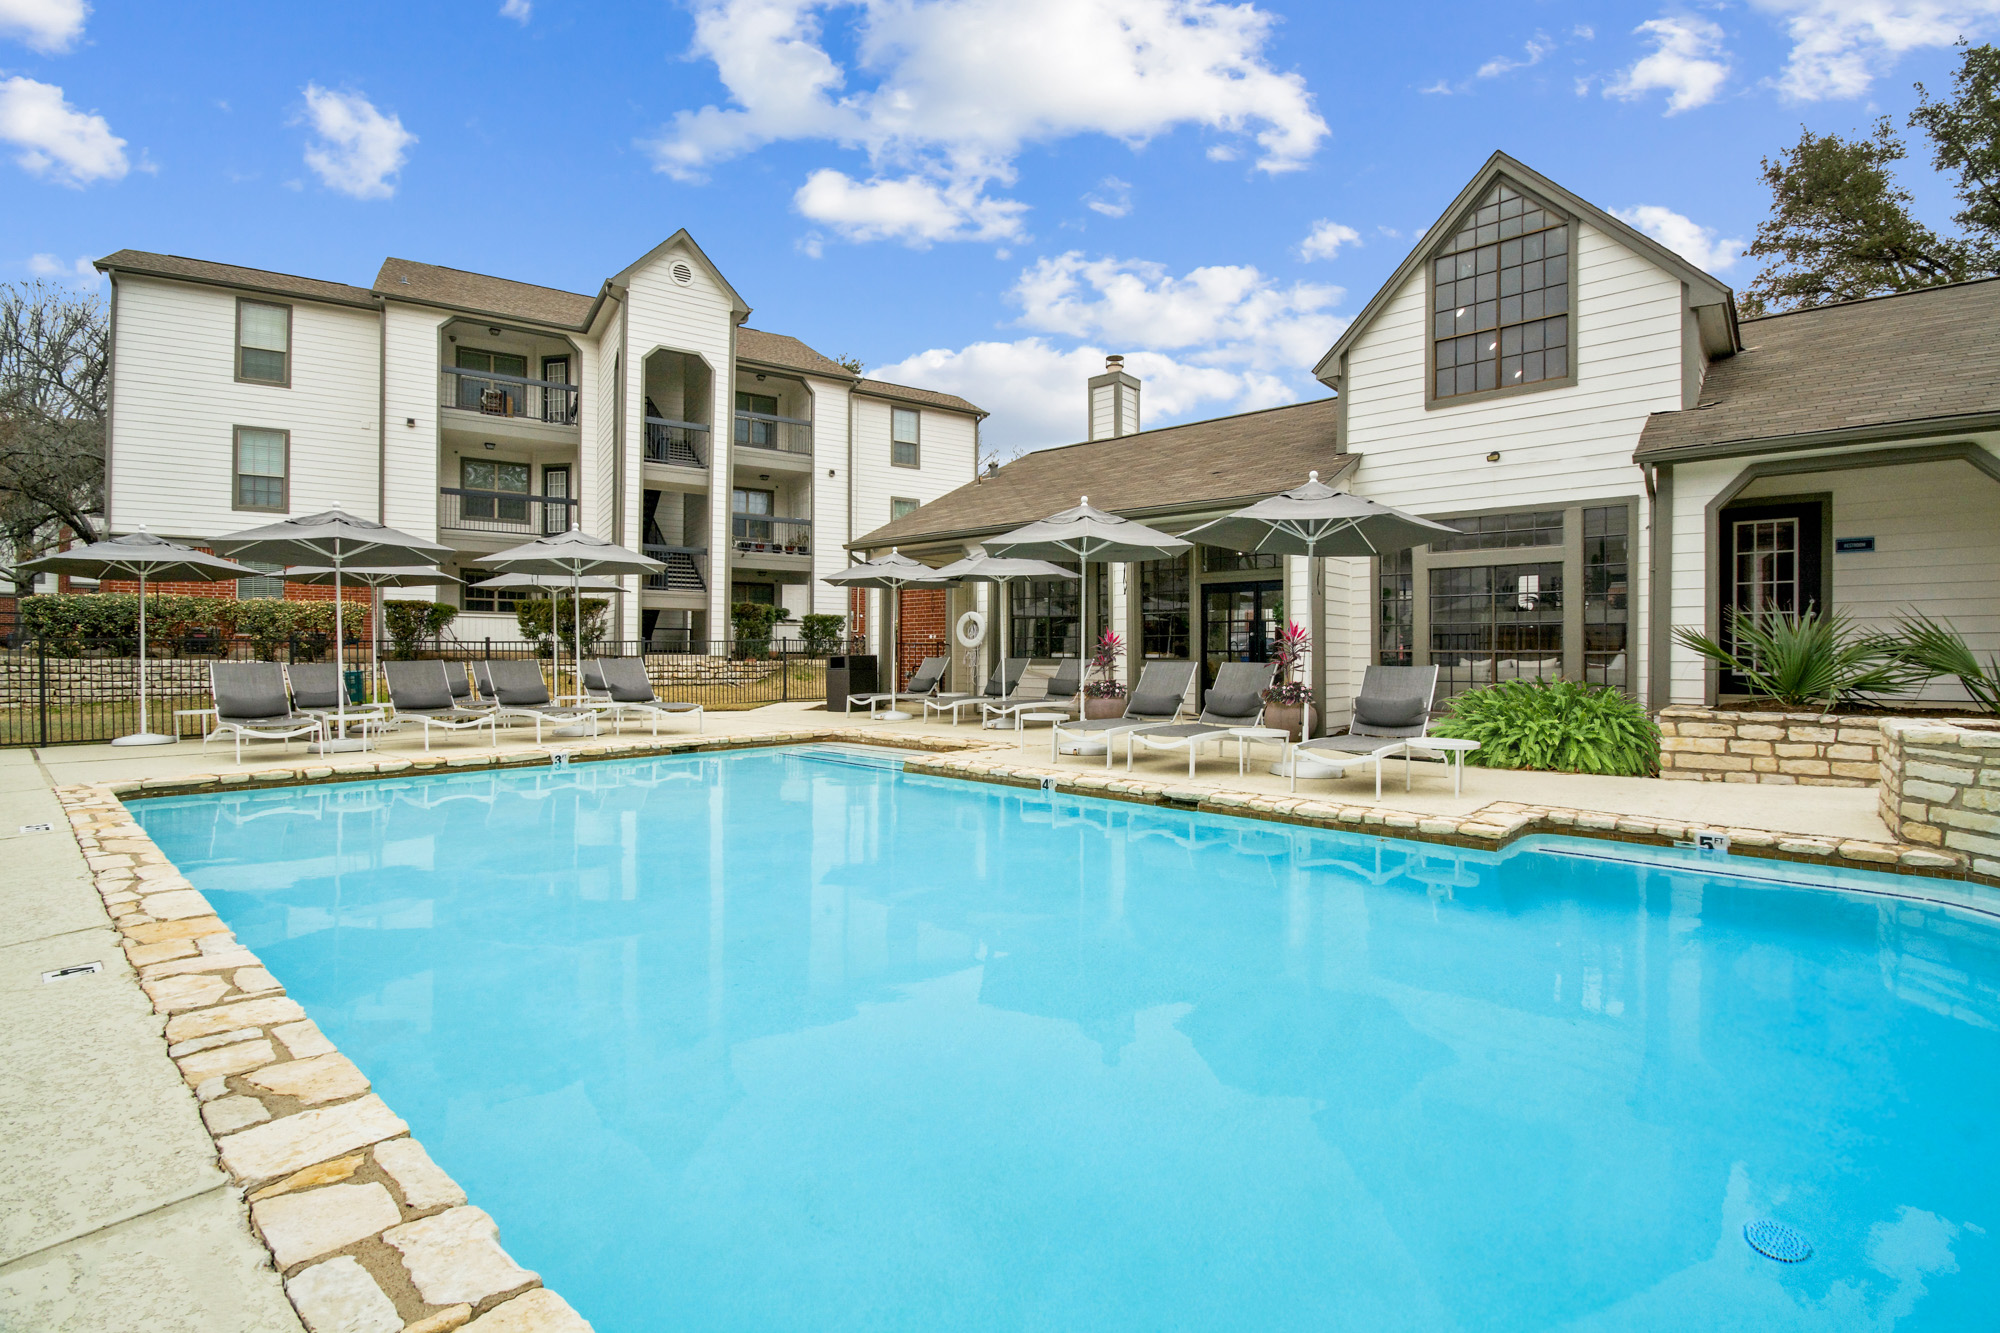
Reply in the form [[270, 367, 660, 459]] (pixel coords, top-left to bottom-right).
[[1878, 718, 2000, 880], [1656, 706, 1882, 786]]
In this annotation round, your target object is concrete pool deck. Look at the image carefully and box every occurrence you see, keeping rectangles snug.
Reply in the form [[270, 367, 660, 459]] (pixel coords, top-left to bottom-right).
[[4, 704, 1991, 1330]]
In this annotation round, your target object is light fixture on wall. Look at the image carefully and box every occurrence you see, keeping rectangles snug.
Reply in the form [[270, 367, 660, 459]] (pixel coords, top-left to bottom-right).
[[1486, 451, 1502, 463], [488, 327, 502, 336], [755, 373, 766, 382], [758, 473, 770, 481], [405, 418, 416, 428], [484, 441, 497, 451]]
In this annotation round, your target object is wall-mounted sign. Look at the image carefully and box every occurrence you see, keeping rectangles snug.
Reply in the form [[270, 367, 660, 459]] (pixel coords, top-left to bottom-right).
[[1835, 536, 1876, 554]]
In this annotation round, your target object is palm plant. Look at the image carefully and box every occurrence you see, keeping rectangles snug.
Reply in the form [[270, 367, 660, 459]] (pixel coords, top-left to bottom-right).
[[1883, 612, 2000, 714], [1673, 608, 1916, 713]]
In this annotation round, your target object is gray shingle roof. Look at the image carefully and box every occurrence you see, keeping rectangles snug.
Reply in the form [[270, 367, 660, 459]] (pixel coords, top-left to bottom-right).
[[1637, 277, 2000, 459], [852, 397, 1347, 550], [374, 258, 598, 328], [736, 327, 853, 378], [95, 250, 378, 307], [854, 378, 985, 417]]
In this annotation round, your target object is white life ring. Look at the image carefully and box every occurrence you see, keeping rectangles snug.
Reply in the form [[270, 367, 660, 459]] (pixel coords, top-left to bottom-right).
[[955, 610, 988, 648]]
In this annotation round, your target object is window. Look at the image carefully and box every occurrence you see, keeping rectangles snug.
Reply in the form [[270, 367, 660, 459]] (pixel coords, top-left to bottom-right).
[[236, 300, 290, 385], [463, 571, 525, 615], [233, 427, 288, 511], [1139, 553, 1190, 658], [1429, 562, 1564, 696], [1430, 510, 1564, 552], [733, 487, 774, 545], [1011, 566, 1079, 657], [460, 458, 529, 524], [890, 497, 921, 520], [891, 407, 920, 467], [1583, 505, 1629, 687], [1377, 548, 1413, 666], [732, 581, 777, 606], [735, 391, 779, 448], [456, 348, 529, 413], [236, 560, 285, 600], [1431, 181, 1570, 402], [1091, 563, 1110, 646], [1201, 547, 1282, 574]]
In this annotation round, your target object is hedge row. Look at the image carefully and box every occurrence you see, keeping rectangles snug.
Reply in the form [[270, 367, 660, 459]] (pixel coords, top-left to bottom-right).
[[21, 594, 342, 657]]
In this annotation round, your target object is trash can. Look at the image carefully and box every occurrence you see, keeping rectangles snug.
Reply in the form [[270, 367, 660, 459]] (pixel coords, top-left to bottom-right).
[[344, 668, 367, 704], [825, 655, 877, 712]]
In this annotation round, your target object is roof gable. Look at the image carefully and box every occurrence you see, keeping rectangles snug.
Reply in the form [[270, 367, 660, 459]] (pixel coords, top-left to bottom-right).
[[1313, 151, 1738, 382], [609, 230, 750, 317]]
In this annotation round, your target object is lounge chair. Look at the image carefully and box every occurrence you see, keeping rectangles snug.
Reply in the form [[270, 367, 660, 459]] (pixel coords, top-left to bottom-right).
[[1124, 660, 1277, 777], [473, 659, 600, 743], [584, 657, 703, 735], [980, 658, 1084, 729], [1049, 660, 1197, 768], [203, 661, 323, 763], [285, 662, 390, 729], [849, 655, 949, 719], [382, 660, 499, 752], [1285, 665, 1441, 798], [924, 657, 1029, 725]]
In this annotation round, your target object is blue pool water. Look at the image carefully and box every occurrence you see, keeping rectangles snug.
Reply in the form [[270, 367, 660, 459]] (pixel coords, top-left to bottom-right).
[[134, 748, 1999, 1331]]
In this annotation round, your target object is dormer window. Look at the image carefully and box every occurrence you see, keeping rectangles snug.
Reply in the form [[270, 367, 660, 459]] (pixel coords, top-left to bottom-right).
[[1430, 182, 1571, 403]]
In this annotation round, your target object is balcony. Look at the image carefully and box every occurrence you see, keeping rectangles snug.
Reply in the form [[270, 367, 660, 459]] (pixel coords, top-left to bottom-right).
[[643, 545, 707, 593], [644, 417, 709, 469], [733, 411, 812, 457], [732, 513, 812, 559], [439, 487, 578, 538], [441, 367, 579, 427]]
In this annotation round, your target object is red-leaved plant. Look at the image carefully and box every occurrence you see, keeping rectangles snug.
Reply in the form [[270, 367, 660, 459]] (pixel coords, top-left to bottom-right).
[[1083, 628, 1128, 698], [1262, 620, 1312, 704]]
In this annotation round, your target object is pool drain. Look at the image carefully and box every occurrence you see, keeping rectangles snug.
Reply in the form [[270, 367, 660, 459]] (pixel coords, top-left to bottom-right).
[[1744, 1220, 1813, 1262]]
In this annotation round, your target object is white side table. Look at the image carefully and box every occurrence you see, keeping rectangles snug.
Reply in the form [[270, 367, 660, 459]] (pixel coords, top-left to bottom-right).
[[1227, 726, 1292, 776], [175, 708, 217, 740], [1019, 711, 1067, 751], [1400, 737, 1481, 796]]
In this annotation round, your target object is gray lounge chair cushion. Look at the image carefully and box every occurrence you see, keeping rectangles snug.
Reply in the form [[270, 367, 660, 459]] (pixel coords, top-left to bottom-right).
[[1354, 693, 1429, 729], [487, 659, 555, 706], [1132, 722, 1221, 742], [902, 657, 948, 694], [287, 663, 344, 711], [1199, 661, 1275, 723], [1123, 661, 1196, 717], [213, 663, 294, 723], [1300, 734, 1402, 757], [599, 657, 691, 707], [385, 661, 456, 711]]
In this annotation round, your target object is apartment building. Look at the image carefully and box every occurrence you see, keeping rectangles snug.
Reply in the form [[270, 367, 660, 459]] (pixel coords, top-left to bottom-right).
[[95, 233, 984, 647]]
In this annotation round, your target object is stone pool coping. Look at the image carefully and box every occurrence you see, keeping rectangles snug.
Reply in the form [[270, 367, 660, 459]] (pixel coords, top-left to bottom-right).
[[50, 727, 2000, 1330]]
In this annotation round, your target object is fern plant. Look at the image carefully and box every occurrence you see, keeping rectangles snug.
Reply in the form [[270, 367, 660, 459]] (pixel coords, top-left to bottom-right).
[[1673, 608, 1915, 712], [1430, 679, 1661, 776]]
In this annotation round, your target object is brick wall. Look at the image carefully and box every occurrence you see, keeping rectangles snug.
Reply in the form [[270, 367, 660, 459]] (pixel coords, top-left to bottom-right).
[[1878, 718, 2000, 879], [1656, 705, 1882, 786], [896, 588, 948, 690]]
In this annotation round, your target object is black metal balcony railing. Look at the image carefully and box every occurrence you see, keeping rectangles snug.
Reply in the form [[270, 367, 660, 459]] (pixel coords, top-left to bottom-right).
[[643, 545, 707, 592], [439, 488, 578, 536], [442, 367, 580, 426], [644, 417, 708, 468], [731, 513, 812, 556], [733, 411, 812, 456]]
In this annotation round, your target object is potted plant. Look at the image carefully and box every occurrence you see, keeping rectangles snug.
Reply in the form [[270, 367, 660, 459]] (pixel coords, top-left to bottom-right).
[[1082, 629, 1128, 719], [1261, 620, 1314, 740]]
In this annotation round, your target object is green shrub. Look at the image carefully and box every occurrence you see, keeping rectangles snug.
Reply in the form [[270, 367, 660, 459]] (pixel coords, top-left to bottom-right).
[[1673, 609, 1915, 712], [24, 593, 244, 654], [514, 597, 608, 654], [233, 599, 337, 660], [1430, 679, 1661, 776], [1882, 612, 2000, 715], [799, 613, 847, 656], [732, 602, 779, 658], [384, 600, 461, 659]]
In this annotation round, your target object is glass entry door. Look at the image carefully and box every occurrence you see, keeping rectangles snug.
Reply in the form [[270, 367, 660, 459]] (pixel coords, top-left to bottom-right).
[[1200, 581, 1282, 692], [1717, 500, 1824, 694]]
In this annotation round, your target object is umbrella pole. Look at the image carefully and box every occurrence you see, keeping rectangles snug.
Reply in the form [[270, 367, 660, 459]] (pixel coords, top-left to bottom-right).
[[572, 568, 583, 706], [112, 564, 173, 746]]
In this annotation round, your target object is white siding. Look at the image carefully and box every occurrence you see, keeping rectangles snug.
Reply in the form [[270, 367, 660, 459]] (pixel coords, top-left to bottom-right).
[[381, 303, 447, 546], [851, 397, 977, 542], [1338, 220, 1688, 702], [110, 275, 379, 538], [1090, 384, 1115, 441], [806, 377, 851, 616]]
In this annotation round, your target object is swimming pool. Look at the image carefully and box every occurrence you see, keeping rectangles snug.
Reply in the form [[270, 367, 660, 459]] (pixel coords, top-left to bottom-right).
[[134, 747, 1999, 1331]]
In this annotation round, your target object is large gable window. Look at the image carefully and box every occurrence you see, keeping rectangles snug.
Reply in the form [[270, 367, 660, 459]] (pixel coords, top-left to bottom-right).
[[1430, 181, 1570, 402]]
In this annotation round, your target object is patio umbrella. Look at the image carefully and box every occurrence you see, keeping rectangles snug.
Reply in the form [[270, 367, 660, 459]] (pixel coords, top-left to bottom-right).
[[481, 529, 663, 703], [983, 497, 1190, 694], [20, 528, 256, 746], [212, 507, 452, 752], [1180, 471, 1459, 557], [925, 552, 1078, 696], [283, 565, 461, 703], [821, 549, 957, 719]]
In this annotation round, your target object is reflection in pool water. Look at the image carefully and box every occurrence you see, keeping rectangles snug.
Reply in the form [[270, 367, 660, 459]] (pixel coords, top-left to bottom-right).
[[135, 749, 1999, 1332]]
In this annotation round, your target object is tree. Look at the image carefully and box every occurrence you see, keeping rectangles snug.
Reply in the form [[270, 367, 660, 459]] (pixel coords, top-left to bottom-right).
[[1742, 120, 1969, 315], [1, 281, 107, 587], [1910, 41, 2000, 271], [832, 353, 864, 374]]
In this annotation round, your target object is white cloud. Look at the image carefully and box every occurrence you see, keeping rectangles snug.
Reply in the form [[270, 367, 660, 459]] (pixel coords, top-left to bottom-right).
[[647, 0, 1328, 247], [1752, 0, 2000, 100], [1605, 15, 1731, 113], [0, 76, 125, 184], [1297, 219, 1360, 261], [299, 84, 414, 200], [1573, 24, 1596, 40], [1084, 176, 1132, 218], [0, 0, 87, 53], [795, 168, 1027, 244], [27, 251, 97, 282], [870, 250, 1344, 452], [1476, 35, 1555, 80], [499, 0, 530, 21], [1612, 204, 1745, 272]]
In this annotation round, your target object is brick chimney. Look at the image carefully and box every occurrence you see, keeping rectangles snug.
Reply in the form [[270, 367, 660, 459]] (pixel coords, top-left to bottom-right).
[[1087, 355, 1140, 441]]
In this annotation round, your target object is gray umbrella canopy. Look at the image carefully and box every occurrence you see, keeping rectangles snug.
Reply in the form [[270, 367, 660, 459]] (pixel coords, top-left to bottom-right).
[[1181, 471, 1458, 557], [483, 531, 663, 702], [282, 565, 460, 588], [982, 497, 1191, 565], [22, 530, 258, 746], [211, 507, 453, 567], [926, 553, 1077, 686], [474, 572, 624, 593], [822, 551, 957, 713]]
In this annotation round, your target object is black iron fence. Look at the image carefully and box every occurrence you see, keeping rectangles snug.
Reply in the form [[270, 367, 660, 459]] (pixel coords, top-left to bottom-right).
[[0, 633, 875, 748]]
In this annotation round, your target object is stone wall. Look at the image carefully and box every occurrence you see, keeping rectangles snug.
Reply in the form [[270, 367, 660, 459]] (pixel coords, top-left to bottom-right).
[[1656, 706, 1882, 786], [1878, 718, 2000, 880]]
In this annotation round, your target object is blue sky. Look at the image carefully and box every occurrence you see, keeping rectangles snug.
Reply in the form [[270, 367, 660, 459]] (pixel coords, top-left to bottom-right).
[[4, 0, 1991, 453]]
